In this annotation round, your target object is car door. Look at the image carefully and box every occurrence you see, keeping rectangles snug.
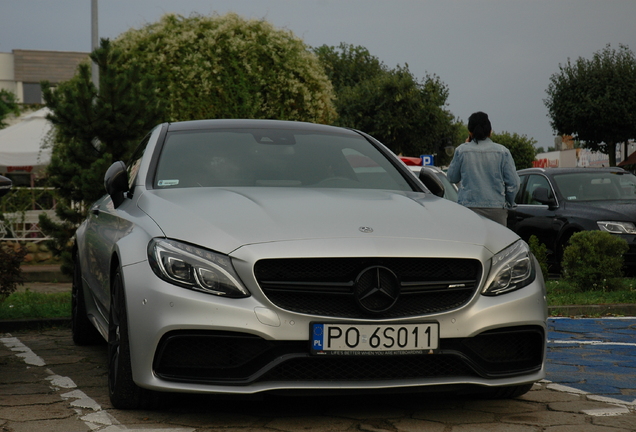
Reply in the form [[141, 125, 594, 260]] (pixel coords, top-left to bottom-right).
[[81, 195, 123, 312], [508, 174, 561, 257]]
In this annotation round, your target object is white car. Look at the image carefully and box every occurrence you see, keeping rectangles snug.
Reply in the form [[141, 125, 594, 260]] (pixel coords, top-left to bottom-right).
[[73, 119, 547, 409], [404, 162, 458, 202]]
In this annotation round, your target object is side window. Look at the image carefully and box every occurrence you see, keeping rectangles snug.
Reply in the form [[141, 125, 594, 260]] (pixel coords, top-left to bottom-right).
[[515, 175, 528, 204], [524, 175, 551, 205]]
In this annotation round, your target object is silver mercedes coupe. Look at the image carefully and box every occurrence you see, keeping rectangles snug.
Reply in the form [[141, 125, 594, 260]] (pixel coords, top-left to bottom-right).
[[72, 119, 547, 409]]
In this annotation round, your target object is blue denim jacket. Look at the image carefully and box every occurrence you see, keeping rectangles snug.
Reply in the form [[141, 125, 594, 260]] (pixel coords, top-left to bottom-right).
[[446, 138, 520, 208]]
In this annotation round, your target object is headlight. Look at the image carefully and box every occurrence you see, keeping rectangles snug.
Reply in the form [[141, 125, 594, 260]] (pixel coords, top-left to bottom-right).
[[148, 238, 250, 298], [597, 221, 636, 234], [482, 240, 535, 296]]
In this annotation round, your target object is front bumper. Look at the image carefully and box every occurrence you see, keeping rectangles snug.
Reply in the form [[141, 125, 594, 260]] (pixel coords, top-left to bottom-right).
[[153, 325, 544, 385], [122, 252, 547, 395]]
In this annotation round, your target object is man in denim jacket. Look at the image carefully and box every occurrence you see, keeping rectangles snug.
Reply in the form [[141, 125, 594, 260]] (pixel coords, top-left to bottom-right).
[[446, 112, 519, 226]]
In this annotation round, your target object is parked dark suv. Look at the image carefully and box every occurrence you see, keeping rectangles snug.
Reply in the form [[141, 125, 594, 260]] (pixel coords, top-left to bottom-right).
[[508, 167, 636, 274]]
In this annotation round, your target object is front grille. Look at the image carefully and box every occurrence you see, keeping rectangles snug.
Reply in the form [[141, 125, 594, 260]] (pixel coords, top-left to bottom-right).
[[153, 326, 544, 385], [254, 258, 482, 318]]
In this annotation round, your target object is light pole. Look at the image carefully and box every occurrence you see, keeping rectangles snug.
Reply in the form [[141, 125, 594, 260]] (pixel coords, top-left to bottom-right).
[[91, 0, 99, 88]]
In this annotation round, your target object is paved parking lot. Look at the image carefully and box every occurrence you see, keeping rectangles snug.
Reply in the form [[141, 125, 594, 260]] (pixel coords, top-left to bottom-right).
[[546, 317, 636, 403], [1, 318, 636, 431]]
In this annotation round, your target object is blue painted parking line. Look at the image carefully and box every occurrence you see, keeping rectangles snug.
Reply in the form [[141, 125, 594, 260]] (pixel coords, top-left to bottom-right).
[[546, 317, 636, 403]]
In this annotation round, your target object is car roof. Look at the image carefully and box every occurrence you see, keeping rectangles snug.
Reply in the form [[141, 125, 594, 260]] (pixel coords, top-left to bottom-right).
[[166, 119, 359, 135], [518, 167, 628, 176]]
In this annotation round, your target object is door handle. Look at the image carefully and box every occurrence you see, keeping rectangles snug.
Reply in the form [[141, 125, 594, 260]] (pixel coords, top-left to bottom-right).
[[91, 207, 100, 215]]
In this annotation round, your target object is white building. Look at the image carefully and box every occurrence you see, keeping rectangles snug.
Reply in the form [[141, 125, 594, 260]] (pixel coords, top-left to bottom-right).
[[534, 143, 636, 169]]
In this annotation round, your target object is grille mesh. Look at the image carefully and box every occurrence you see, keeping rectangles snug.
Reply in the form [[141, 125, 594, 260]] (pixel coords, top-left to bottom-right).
[[254, 258, 482, 318]]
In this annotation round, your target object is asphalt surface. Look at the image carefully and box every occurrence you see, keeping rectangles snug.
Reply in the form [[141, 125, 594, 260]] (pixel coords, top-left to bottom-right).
[[0, 265, 634, 430], [2, 323, 636, 431]]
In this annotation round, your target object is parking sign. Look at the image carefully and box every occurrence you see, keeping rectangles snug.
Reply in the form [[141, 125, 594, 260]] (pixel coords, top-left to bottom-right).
[[421, 155, 434, 166]]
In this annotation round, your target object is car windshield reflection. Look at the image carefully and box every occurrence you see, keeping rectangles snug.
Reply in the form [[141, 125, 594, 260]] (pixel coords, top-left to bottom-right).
[[153, 129, 413, 191], [553, 171, 636, 201]]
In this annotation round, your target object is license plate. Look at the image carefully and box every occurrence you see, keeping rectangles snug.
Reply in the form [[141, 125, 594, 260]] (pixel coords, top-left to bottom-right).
[[310, 322, 439, 355]]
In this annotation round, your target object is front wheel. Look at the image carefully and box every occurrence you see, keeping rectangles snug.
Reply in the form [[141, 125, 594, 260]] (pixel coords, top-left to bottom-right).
[[108, 268, 157, 409]]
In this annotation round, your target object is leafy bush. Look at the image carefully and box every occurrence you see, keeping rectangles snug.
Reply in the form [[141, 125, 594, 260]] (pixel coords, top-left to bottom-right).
[[561, 231, 628, 291], [113, 13, 336, 123], [0, 242, 27, 301], [528, 235, 548, 282]]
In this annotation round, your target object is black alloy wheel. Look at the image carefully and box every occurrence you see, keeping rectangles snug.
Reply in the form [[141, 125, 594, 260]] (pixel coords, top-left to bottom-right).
[[108, 268, 156, 409]]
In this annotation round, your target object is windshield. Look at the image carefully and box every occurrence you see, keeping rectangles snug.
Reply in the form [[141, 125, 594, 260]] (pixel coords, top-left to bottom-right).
[[554, 171, 636, 201], [153, 128, 414, 192]]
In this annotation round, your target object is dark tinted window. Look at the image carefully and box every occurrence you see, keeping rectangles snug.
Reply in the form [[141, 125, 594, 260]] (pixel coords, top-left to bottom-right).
[[22, 83, 42, 104], [521, 175, 552, 205], [554, 172, 636, 201], [153, 128, 413, 192]]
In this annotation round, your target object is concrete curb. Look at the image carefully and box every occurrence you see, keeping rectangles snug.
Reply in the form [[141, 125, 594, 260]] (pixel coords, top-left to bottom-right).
[[0, 317, 70, 332], [548, 304, 636, 317], [21, 264, 71, 283]]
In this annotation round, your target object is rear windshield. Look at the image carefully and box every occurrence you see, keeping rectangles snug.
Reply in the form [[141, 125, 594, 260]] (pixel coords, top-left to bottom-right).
[[153, 128, 413, 192]]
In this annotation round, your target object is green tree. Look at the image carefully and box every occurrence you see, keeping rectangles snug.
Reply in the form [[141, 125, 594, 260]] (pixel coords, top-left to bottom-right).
[[315, 43, 458, 164], [0, 89, 20, 129], [491, 131, 538, 169], [313, 43, 386, 93], [545, 44, 636, 166], [40, 39, 166, 274], [112, 13, 336, 123]]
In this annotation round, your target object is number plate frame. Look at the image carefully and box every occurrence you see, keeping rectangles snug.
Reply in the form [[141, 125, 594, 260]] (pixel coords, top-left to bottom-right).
[[310, 322, 439, 356]]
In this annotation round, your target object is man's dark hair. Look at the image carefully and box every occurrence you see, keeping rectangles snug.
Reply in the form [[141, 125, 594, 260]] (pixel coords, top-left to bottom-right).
[[467, 111, 492, 143]]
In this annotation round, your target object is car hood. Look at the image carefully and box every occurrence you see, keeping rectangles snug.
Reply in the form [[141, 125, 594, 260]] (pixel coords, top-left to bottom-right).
[[565, 200, 636, 221], [136, 187, 518, 256]]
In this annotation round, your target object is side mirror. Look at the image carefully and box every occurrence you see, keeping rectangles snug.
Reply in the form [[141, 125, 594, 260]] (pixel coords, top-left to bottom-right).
[[0, 175, 12, 198], [104, 161, 129, 208], [418, 169, 445, 198], [532, 187, 556, 208]]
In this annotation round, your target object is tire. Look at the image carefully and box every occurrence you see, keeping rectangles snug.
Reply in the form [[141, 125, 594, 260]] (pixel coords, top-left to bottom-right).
[[71, 252, 103, 345], [108, 268, 157, 409]]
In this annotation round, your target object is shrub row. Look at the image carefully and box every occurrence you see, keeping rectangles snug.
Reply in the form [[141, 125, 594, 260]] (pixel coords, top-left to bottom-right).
[[529, 231, 629, 292]]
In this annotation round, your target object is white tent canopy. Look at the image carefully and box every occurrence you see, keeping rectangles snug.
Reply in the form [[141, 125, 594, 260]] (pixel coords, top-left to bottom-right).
[[0, 108, 53, 174]]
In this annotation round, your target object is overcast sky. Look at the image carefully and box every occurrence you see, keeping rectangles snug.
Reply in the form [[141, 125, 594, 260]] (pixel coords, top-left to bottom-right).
[[1, 0, 635, 150]]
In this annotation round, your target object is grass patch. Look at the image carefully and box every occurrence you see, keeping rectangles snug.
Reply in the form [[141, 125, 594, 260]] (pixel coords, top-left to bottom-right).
[[0, 290, 71, 320], [546, 278, 636, 306]]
